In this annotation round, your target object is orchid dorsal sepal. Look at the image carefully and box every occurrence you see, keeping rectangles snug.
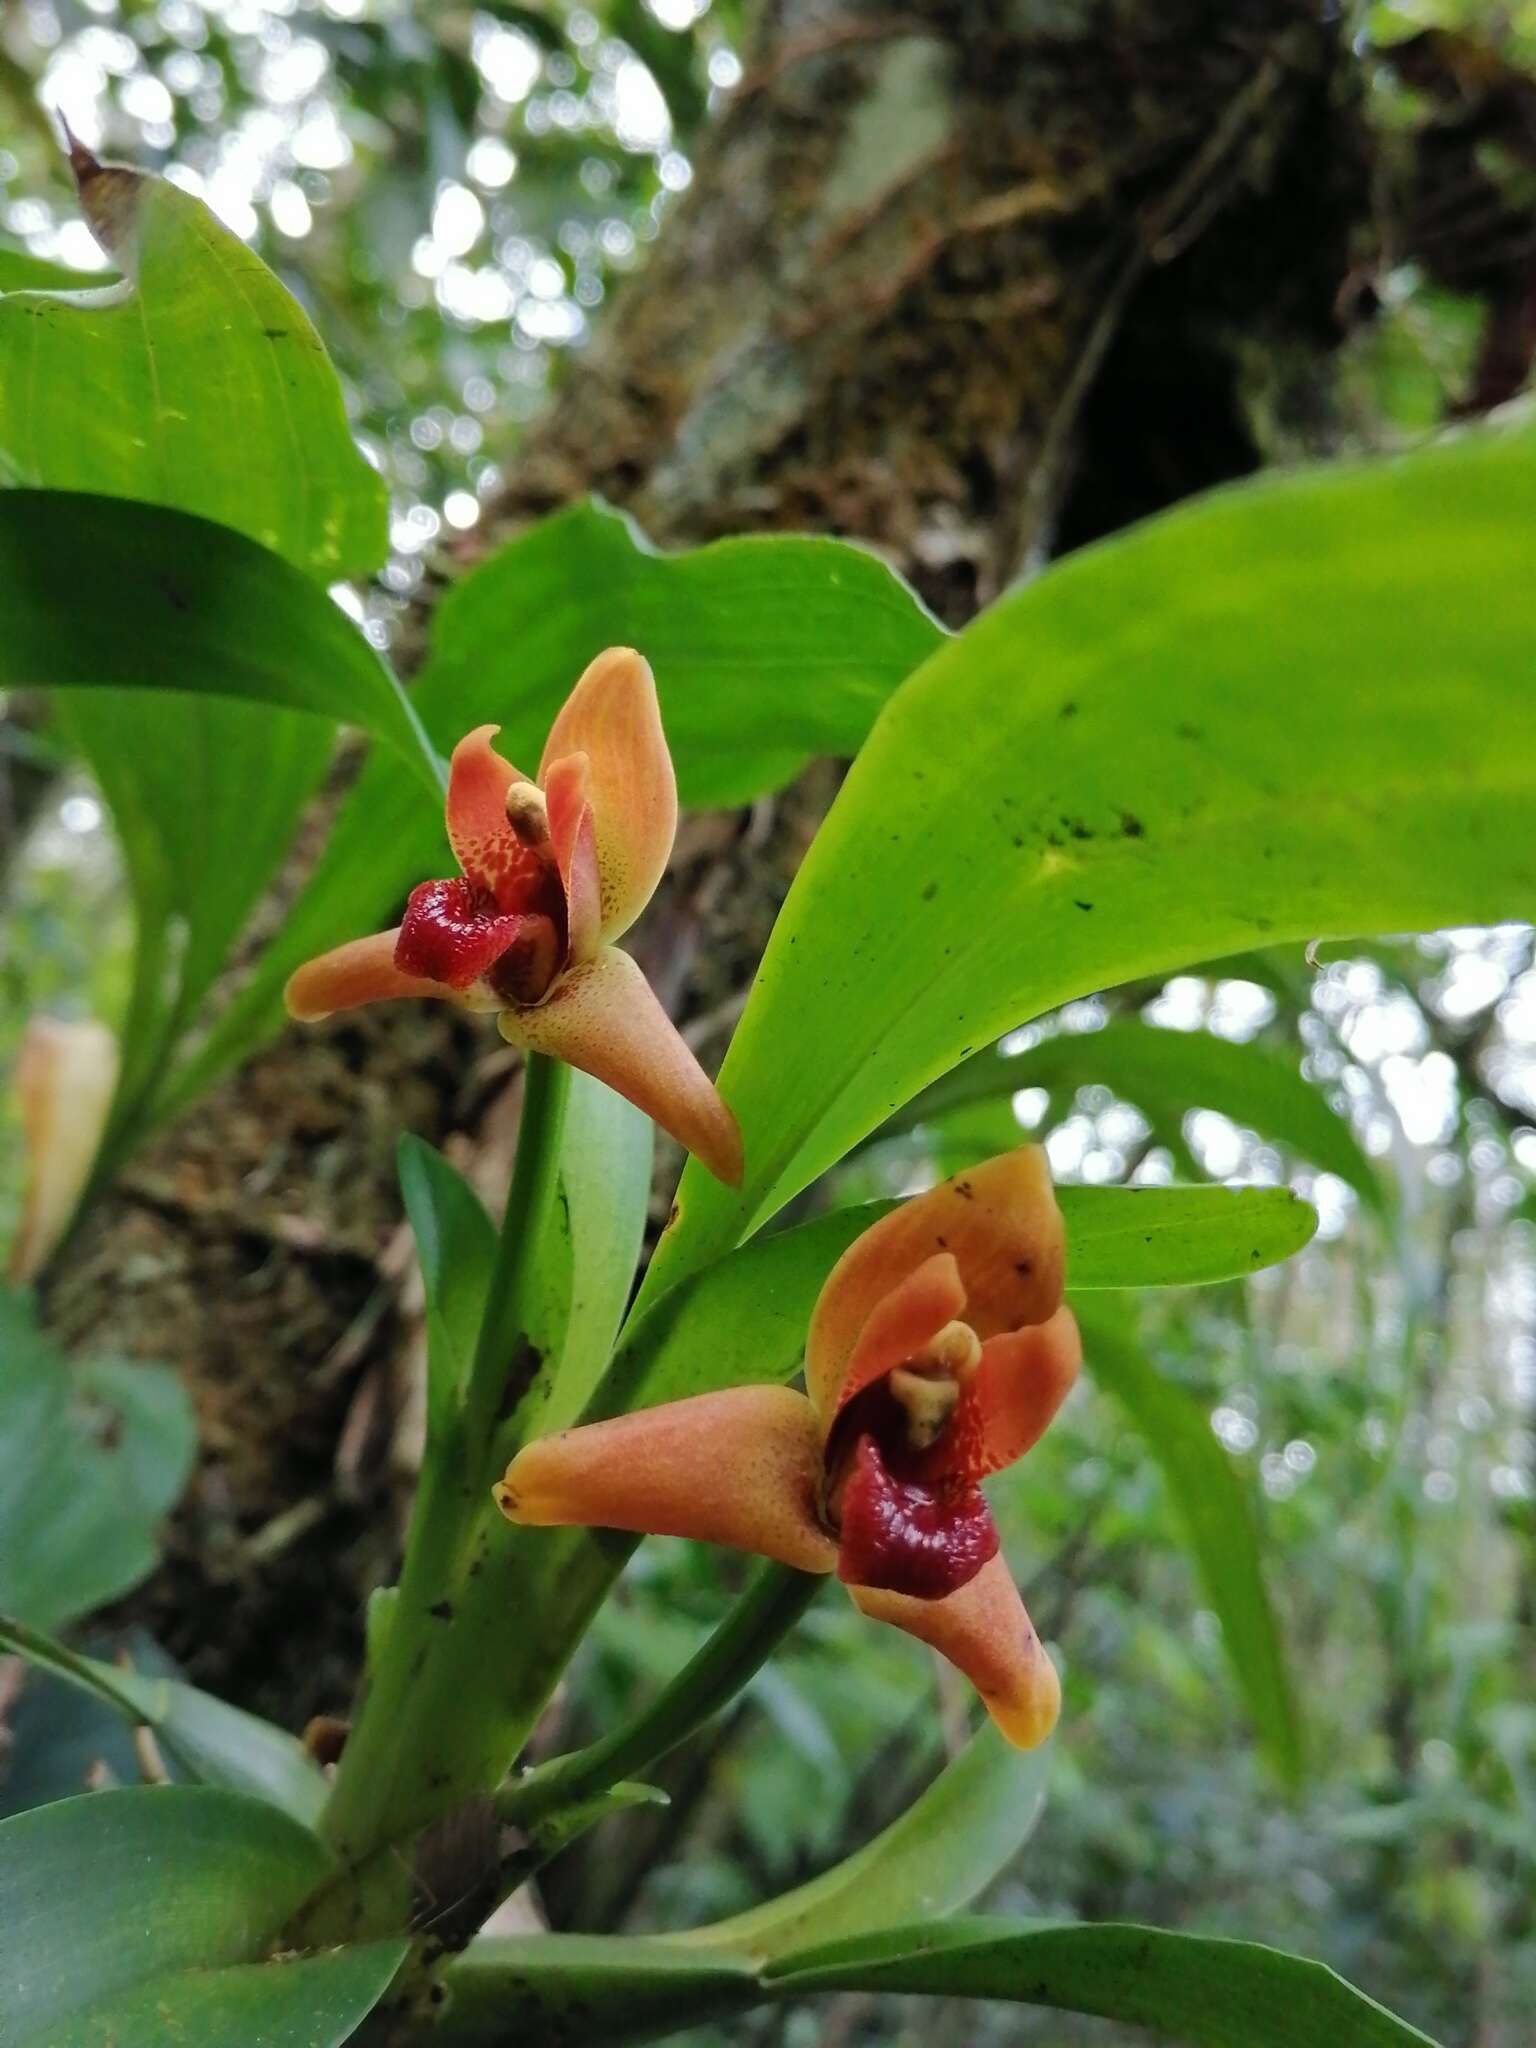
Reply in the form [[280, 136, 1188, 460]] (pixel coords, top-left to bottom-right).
[[283, 648, 741, 1185], [496, 1146, 1080, 1748]]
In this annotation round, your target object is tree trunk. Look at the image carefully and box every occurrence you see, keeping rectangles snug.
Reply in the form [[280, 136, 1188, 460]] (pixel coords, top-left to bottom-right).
[[44, 0, 1514, 1724]]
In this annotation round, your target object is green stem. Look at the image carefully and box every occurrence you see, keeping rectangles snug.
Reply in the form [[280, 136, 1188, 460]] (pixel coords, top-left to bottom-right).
[[306, 1054, 570, 1931], [498, 1562, 824, 1832]]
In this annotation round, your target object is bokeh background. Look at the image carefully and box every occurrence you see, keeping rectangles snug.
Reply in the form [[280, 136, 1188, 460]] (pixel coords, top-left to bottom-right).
[[3, 4, 1536, 2043]]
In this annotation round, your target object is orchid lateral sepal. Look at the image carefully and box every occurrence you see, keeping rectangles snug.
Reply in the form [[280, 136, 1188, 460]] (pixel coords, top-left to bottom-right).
[[283, 648, 741, 1185], [497, 1147, 1081, 1749]]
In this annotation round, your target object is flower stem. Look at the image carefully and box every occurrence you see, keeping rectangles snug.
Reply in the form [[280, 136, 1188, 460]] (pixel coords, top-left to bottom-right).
[[305, 1053, 571, 1933], [497, 1561, 823, 1832]]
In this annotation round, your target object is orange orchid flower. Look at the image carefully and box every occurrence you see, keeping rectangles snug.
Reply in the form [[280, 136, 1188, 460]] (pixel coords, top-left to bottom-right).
[[285, 648, 741, 1185], [495, 1148, 1081, 1748]]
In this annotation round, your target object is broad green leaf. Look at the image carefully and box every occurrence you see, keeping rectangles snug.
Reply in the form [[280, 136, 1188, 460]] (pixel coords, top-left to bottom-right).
[[0, 1785, 379, 2042], [539, 1072, 653, 1434], [0, 1612, 327, 1827], [415, 501, 945, 807], [682, 1723, 1050, 1964], [592, 1184, 1313, 1424], [21, 1943, 406, 2048], [1075, 1301, 1302, 1784], [2, 493, 437, 780], [155, 499, 943, 1113], [0, 1288, 194, 1632], [890, 1020, 1387, 1211], [765, 1916, 1438, 2046], [0, 165, 386, 579], [52, 687, 333, 1160], [648, 419, 1536, 1300], [1061, 1185, 1316, 1288], [439, 1917, 1434, 2048], [398, 1134, 498, 1435]]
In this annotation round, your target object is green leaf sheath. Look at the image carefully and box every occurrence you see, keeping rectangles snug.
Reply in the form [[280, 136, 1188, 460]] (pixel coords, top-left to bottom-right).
[[648, 419, 1536, 1302], [0, 169, 386, 580], [1075, 1301, 1302, 1785]]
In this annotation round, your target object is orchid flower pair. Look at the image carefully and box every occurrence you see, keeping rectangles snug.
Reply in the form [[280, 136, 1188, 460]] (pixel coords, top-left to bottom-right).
[[285, 647, 742, 1187], [497, 1148, 1080, 1749], [288, 653, 1079, 1745]]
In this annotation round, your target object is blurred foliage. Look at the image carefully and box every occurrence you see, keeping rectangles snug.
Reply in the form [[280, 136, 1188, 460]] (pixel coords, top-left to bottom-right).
[[2, 4, 1535, 2047]]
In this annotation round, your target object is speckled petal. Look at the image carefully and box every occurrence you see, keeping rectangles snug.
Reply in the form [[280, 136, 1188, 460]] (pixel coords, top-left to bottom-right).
[[806, 1148, 1063, 1418], [538, 649, 676, 943], [445, 724, 547, 909]]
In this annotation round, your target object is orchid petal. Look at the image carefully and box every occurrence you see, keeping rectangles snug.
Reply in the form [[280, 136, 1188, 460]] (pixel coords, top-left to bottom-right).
[[538, 648, 676, 943], [499, 945, 742, 1185], [446, 724, 546, 909], [849, 1553, 1060, 1750], [7, 1018, 118, 1284], [285, 928, 452, 1021], [542, 750, 602, 966], [806, 1148, 1063, 1409], [816, 1251, 966, 1432], [494, 1385, 838, 1575], [921, 1306, 1082, 1487]]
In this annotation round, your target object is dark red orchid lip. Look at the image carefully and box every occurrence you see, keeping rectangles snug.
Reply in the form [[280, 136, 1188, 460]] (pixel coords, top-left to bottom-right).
[[834, 1431, 999, 1599], [394, 866, 567, 1005]]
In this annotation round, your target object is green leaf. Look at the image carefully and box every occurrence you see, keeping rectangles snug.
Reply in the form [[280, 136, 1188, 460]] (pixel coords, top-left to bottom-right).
[[765, 1916, 1439, 2046], [0, 166, 386, 579], [0, 1784, 400, 2043], [682, 1723, 1050, 1964], [1074, 1300, 1302, 1785], [0, 1288, 195, 1632], [1061, 1185, 1316, 1288], [648, 419, 1536, 1298], [594, 1184, 1312, 1423], [20, 1943, 407, 2048], [0, 1613, 328, 1827], [539, 1072, 654, 1435], [891, 1020, 1387, 1212], [399, 1134, 498, 1435], [416, 500, 946, 808], [154, 499, 943, 1113], [52, 686, 332, 1158], [2, 493, 437, 779]]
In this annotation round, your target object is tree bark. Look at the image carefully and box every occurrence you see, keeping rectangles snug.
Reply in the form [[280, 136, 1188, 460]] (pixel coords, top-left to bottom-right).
[[42, 0, 1516, 1724]]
